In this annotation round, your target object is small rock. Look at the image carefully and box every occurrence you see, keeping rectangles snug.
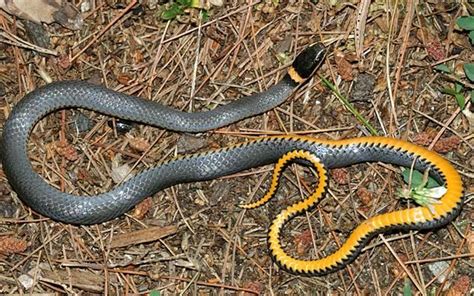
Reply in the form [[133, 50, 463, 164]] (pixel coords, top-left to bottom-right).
[[18, 274, 34, 290], [23, 20, 50, 50], [86, 73, 102, 85], [428, 261, 450, 283], [111, 164, 133, 184], [81, 0, 91, 13], [0, 200, 17, 218], [176, 134, 209, 154], [351, 73, 375, 102], [111, 156, 134, 184]]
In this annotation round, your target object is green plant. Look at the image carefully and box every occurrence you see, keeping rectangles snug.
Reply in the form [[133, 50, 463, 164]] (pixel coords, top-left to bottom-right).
[[433, 16, 474, 110], [401, 168, 439, 189], [434, 62, 474, 110], [441, 80, 467, 109], [434, 15, 474, 110], [398, 168, 446, 213], [319, 75, 379, 136], [403, 278, 412, 296], [160, 0, 208, 21], [456, 16, 474, 44]]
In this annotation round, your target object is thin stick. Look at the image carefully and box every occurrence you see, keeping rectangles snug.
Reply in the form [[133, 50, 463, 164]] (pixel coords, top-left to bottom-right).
[[70, 0, 138, 63]]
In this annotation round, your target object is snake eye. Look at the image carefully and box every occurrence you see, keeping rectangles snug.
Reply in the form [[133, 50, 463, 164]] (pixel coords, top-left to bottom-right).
[[292, 43, 326, 79]]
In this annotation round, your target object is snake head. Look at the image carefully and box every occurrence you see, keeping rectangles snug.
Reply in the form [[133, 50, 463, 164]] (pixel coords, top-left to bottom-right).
[[292, 43, 326, 79]]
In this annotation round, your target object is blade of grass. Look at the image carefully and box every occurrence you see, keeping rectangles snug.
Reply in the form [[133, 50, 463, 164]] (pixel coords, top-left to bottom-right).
[[319, 75, 379, 135]]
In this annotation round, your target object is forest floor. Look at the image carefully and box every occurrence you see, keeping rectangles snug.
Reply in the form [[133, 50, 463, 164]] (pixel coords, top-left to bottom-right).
[[0, 1, 473, 295]]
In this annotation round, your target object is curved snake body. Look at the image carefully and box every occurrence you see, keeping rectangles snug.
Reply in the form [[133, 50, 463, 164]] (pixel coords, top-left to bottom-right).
[[0, 43, 464, 275]]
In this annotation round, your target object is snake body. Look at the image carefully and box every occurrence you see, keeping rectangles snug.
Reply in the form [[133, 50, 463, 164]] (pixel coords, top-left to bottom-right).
[[0, 43, 464, 275]]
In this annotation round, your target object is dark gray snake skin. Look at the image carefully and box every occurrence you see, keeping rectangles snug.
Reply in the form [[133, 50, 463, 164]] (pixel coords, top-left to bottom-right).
[[1, 44, 327, 224]]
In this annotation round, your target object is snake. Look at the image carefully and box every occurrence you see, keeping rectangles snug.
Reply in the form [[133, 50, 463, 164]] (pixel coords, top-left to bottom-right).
[[0, 43, 464, 275]]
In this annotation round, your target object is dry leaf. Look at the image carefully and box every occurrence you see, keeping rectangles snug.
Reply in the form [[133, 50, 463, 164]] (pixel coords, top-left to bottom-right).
[[446, 275, 471, 296], [54, 140, 79, 161], [462, 103, 474, 128], [426, 40, 445, 61], [0, 0, 83, 30], [41, 269, 104, 293], [132, 197, 153, 220], [331, 168, 349, 185], [306, 11, 322, 33], [132, 49, 144, 64], [334, 51, 353, 81], [356, 187, 372, 206], [391, 254, 408, 277], [209, 0, 223, 7], [57, 54, 71, 70], [110, 225, 178, 248], [243, 281, 262, 296], [374, 16, 389, 33], [294, 229, 313, 255], [467, 231, 474, 255], [0, 236, 28, 254], [117, 73, 132, 86], [128, 136, 150, 152], [206, 278, 219, 284], [428, 261, 450, 283], [412, 130, 460, 153]]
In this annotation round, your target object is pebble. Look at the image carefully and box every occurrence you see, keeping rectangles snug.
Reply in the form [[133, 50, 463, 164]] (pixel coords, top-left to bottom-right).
[[350, 73, 375, 102], [176, 134, 209, 154], [0, 200, 17, 218], [428, 261, 450, 283], [23, 20, 50, 50]]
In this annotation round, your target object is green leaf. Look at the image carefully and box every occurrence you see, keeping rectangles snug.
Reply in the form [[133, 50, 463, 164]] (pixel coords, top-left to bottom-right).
[[455, 93, 466, 109], [441, 87, 458, 96], [161, 4, 183, 20], [319, 75, 379, 135], [200, 10, 209, 22], [177, 0, 192, 6], [469, 31, 474, 44], [456, 16, 474, 30], [149, 291, 161, 296], [455, 83, 463, 93], [403, 279, 412, 296], [464, 63, 474, 82], [434, 64, 451, 73], [401, 169, 440, 189]]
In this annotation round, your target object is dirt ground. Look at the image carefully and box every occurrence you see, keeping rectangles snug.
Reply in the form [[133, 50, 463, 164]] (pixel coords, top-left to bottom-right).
[[0, 1, 473, 295]]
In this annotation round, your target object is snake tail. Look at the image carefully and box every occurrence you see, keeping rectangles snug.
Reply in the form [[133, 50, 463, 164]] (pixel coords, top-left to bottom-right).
[[234, 137, 463, 275], [261, 138, 463, 275]]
